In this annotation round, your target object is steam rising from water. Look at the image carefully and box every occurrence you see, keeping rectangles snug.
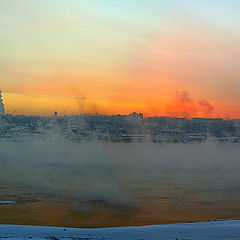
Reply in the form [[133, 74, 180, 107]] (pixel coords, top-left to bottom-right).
[[0, 136, 240, 207]]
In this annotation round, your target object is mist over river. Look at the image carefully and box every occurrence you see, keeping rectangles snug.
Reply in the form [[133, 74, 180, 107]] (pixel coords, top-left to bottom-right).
[[1, 137, 240, 227]]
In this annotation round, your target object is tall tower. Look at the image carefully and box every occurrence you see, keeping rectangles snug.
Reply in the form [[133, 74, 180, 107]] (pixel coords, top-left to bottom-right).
[[0, 90, 5, 115]]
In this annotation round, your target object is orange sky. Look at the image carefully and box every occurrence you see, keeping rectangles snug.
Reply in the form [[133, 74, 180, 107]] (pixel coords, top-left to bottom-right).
[[1, 1, 240, 118]]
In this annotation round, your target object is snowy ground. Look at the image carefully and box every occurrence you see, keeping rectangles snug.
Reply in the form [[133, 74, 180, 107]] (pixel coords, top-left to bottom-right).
[[0, 220, 240, 240]]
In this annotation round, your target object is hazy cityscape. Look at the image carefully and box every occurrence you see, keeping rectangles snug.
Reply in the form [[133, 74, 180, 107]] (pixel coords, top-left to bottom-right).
[[1, 90, 240, 143]]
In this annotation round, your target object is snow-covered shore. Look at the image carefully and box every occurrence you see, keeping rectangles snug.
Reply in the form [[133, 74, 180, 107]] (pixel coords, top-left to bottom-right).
[[1, 220, 240, 240]]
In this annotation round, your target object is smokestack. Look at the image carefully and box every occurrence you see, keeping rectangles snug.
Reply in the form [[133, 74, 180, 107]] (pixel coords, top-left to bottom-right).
[[0, 90, 5, 115]]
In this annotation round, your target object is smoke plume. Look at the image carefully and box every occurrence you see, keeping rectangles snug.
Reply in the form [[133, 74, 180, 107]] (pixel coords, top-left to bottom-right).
[[199, 99, 214, 115], [167, 90, 215, 118]]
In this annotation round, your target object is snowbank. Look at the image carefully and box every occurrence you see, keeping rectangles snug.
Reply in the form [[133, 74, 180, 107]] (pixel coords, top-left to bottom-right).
[[0, 220, 240, 239]]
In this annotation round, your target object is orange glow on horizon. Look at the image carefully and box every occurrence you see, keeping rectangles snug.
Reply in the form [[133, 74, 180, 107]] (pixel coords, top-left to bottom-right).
[[3, 91, 240, 119]]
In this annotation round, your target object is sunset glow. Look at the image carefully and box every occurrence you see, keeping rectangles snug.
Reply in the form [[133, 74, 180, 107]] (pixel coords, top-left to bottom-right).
[[1, 0, 240, 118]]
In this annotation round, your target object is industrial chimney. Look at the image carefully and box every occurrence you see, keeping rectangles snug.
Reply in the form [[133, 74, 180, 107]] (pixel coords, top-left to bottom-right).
[[0, 90, 5, 115]]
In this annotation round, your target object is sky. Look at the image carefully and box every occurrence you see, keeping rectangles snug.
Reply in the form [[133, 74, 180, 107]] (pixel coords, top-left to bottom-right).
[[0, 0, 240, 118]]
